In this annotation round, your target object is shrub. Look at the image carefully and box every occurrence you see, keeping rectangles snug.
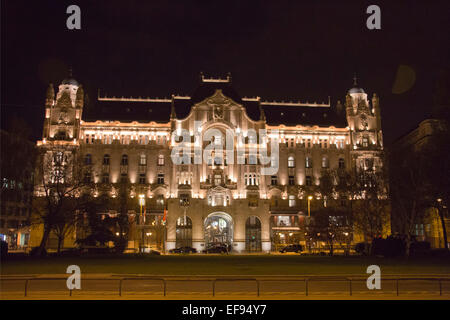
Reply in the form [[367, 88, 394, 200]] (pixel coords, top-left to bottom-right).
[[0, 240, 8, 259], [371, 236, 405, 258], [355, 242, 370, 255], [410, 241, 431, 256], [113, 238, 127, 254], [30, 247, 47, 257]]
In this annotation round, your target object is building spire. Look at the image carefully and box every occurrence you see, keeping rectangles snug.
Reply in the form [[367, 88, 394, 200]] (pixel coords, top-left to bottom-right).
[[353, 73, 358, 86]]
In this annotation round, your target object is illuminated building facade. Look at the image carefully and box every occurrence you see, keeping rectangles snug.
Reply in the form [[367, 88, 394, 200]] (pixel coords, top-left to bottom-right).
[[33, 73, 386, 252]]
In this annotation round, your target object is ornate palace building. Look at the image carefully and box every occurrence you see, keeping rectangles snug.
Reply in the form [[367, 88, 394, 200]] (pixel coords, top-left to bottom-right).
[[31, 73, 386, 253]]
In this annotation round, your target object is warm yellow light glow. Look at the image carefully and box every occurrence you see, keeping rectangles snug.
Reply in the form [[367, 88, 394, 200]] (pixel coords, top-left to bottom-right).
[[308, 195, 313, 200], [139, 194, 145, 206]]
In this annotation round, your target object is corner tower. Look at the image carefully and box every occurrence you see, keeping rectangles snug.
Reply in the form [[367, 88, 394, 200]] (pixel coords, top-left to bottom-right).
[[42, 71, 84, 142]]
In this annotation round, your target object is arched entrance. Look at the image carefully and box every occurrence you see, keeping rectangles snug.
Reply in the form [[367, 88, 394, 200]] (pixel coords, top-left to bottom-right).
[[246, 216, 262, 252], [204, 212, 233, 249], [176, 216, 192, 248]]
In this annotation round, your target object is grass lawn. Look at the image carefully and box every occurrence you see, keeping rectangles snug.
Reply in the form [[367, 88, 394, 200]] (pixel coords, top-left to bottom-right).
[[2, 254, 450, 275]]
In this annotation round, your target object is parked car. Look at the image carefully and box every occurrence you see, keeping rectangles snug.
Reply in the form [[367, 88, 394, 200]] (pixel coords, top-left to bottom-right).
[[169, 246, 197, 254], [280, 244, 303, 253], [203, 244, 228, 254]]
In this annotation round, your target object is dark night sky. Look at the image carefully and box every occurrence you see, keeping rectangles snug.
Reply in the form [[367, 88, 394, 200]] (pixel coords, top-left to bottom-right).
[[1, 0, 449, 144]]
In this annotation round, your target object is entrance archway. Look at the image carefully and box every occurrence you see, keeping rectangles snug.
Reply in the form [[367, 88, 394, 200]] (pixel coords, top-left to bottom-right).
[[204, 212, 233, 249], [246, 216, 262, 252], [176, 216, 192, 248]]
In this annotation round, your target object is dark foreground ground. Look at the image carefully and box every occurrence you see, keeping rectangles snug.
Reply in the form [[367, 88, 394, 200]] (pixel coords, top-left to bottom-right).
[[2, 254, 450, 275]]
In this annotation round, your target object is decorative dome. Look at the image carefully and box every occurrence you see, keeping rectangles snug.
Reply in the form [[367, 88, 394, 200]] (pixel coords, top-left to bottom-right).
[[348, 74, 364, 94], [61, 67, 79, 86], [348, 87, 365, 94], [61, 78, 79, 86]]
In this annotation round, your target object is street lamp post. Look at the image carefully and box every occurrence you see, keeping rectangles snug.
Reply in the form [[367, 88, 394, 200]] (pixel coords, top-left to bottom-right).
[[436, 198, 449, 251], [307, 195, 313, 217], [139, 194, 145, 253]]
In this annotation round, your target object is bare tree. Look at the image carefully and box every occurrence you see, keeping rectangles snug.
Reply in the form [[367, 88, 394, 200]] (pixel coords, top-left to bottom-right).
[[32, 145, 89, 255], [389, 148, 429, 256]]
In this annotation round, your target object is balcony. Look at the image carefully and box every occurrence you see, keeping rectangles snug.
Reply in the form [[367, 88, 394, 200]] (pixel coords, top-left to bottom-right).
[[269, 205, 304, 214]]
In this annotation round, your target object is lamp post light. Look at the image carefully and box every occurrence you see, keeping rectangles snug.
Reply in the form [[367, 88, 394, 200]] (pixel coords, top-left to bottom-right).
[[307, 195, 313, 217], [139, 194, 145, 253]]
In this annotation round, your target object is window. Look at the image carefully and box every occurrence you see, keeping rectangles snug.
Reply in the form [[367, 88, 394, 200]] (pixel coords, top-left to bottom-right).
[[84, 154, 92, 165], [306, 139, 311, 148], [140, 154, 147, 166], [305, 156, 312, 168], [362, 137, 369, 147], [306, 176, 312, 186], [277, 216, 291, 227], [248, 154, 258, 165], [288, 156, 295, 168], [121, 155, 128, 166], [214, 174, 222, 186], [321, 156, 329, 168], [214, 155, 223, 165], [84, 171, 91, 183], [158, 155, 165, 166], [139, 173, 146, 184], [271, 175, 278, 186], [103, 154, 110, 165], [103, 135, 112, 144], [102, 172, 109, 184], [338, 158, 345, 169], [157, 173, 164, 184], [121, 135, 130, 145], [156, 195, 164, 206], [85, 134, 94, 144], [139, 135, 148, 145], [288, 175, 295, 185], [288, 195, 296, 207]]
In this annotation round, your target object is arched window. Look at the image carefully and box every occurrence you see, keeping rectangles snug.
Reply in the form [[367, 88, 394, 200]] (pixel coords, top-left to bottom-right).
[[322, 156, 329, 168], [103, 154, 110, 165], [288, 156, 295, 168], [84, 154, 92, 165], [121, 155, 128, 166]]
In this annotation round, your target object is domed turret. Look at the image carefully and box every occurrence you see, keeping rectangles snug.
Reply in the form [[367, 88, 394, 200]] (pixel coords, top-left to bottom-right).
[[61, 78, 79, 86], [348, 74, 365, 94]]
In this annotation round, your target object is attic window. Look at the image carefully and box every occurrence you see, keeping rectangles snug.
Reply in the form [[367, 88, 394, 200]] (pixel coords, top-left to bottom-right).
[[302, 113, 306, 117], [323, 113, 327, 118], [280, 112, 284, 116], [126, 108, 131, 112]]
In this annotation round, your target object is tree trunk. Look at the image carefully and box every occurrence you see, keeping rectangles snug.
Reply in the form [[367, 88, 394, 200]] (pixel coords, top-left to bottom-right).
[[405, 234, 412, 257], [57, 235, 63, 254], [35, 226, 51, 256]]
